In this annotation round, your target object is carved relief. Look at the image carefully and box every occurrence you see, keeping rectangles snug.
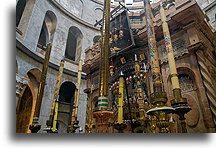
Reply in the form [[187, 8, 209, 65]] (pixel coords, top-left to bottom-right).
[[178, 74, 195, 93]]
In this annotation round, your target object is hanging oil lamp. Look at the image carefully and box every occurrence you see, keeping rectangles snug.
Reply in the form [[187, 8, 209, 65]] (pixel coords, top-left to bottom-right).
[[109, 65, 114, 76], [119, 15, 124, 39], [119, 29, 124, 39], [113, 28, 118, 42], [111, 13, 118, 43], [109, 32, 113, 44]]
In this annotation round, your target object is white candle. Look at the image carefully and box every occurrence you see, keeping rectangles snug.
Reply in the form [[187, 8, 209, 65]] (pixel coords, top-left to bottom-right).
[[144, 63, 147, 72], [135, 54, 138, 61]]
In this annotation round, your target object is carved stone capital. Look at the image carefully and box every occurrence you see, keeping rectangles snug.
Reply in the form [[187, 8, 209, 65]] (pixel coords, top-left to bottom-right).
[[16, 73, 29, 95]]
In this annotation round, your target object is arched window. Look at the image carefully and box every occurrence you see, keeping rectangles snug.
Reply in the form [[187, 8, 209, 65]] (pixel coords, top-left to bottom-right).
[[93, 35, 101, 44], [37, 11, 57, 50], [65, 27, 83, 62], [38, 22, 49, 49], [16, 0, 26, 27], [16, 0, 36, 36], [94, 8, 103, 23], [57, 81, 76, 133]]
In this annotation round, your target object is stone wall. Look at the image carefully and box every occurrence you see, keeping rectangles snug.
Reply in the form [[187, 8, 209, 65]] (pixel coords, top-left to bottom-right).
[[55, 0, 104, 25], [195, 0, 216, 28], [16, 0, 103, 133], [16, 48, 88, 133]]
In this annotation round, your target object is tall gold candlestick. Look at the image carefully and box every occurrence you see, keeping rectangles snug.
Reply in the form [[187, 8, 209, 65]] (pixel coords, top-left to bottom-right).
[[114, 72, 127, 133], [93, 0, 113, 133], [95, 0, 111, 110], [160, 3, 190, 133], [160, 4, 180, 91], [46, 59, 65, 132], [70, 59, 83, 133], [99, 0, 110, 99], [144, 0, 173, 133], [134, 55, 145, 119], [74, 59, 83, 117], [30, 44, 52, 133], [144, 0, 163, 94]]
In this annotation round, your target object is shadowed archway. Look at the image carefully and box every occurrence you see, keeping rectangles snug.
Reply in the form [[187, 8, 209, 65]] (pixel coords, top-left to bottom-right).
[[65, 26, 83, 62], [37, 11, 57, 50], [16, 68, 42, 133], [57, 81, 76, 133]]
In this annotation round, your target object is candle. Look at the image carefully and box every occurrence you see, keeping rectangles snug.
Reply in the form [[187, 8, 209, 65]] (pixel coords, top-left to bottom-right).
[[144, 63, 147, 72], [134, 54, 138, 61], [117, 72, 124, 124]]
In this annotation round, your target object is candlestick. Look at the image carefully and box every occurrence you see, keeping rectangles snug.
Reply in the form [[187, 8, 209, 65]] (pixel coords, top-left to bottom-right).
[[160, 2, 190, 133], [45, 59, 64, 133], [117, 71, 124, 124]]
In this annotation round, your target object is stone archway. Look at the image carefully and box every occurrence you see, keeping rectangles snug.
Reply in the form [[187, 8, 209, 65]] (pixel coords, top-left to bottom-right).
[[16, 86, 33, 133], [57, 81, 76, 133], [16, 68, 41, 133]]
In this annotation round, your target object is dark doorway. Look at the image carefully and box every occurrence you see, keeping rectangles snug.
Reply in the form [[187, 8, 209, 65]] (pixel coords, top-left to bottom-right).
[[57, 81, 76, 133]]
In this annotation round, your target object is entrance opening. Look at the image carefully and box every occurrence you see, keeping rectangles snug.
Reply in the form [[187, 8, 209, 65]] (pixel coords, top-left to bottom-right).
[[57, 81, 76, 133]]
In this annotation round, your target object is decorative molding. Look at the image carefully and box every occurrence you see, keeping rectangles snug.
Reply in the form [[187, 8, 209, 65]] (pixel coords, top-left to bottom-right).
[[16, 27, 23, 36], [90, 0, 103, 5], [203, 0, 216, 12], [16, 73, 29, 95]]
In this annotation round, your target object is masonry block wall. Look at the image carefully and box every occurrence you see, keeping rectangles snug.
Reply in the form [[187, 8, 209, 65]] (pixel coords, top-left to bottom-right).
[[16, 0, 103, 133]]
